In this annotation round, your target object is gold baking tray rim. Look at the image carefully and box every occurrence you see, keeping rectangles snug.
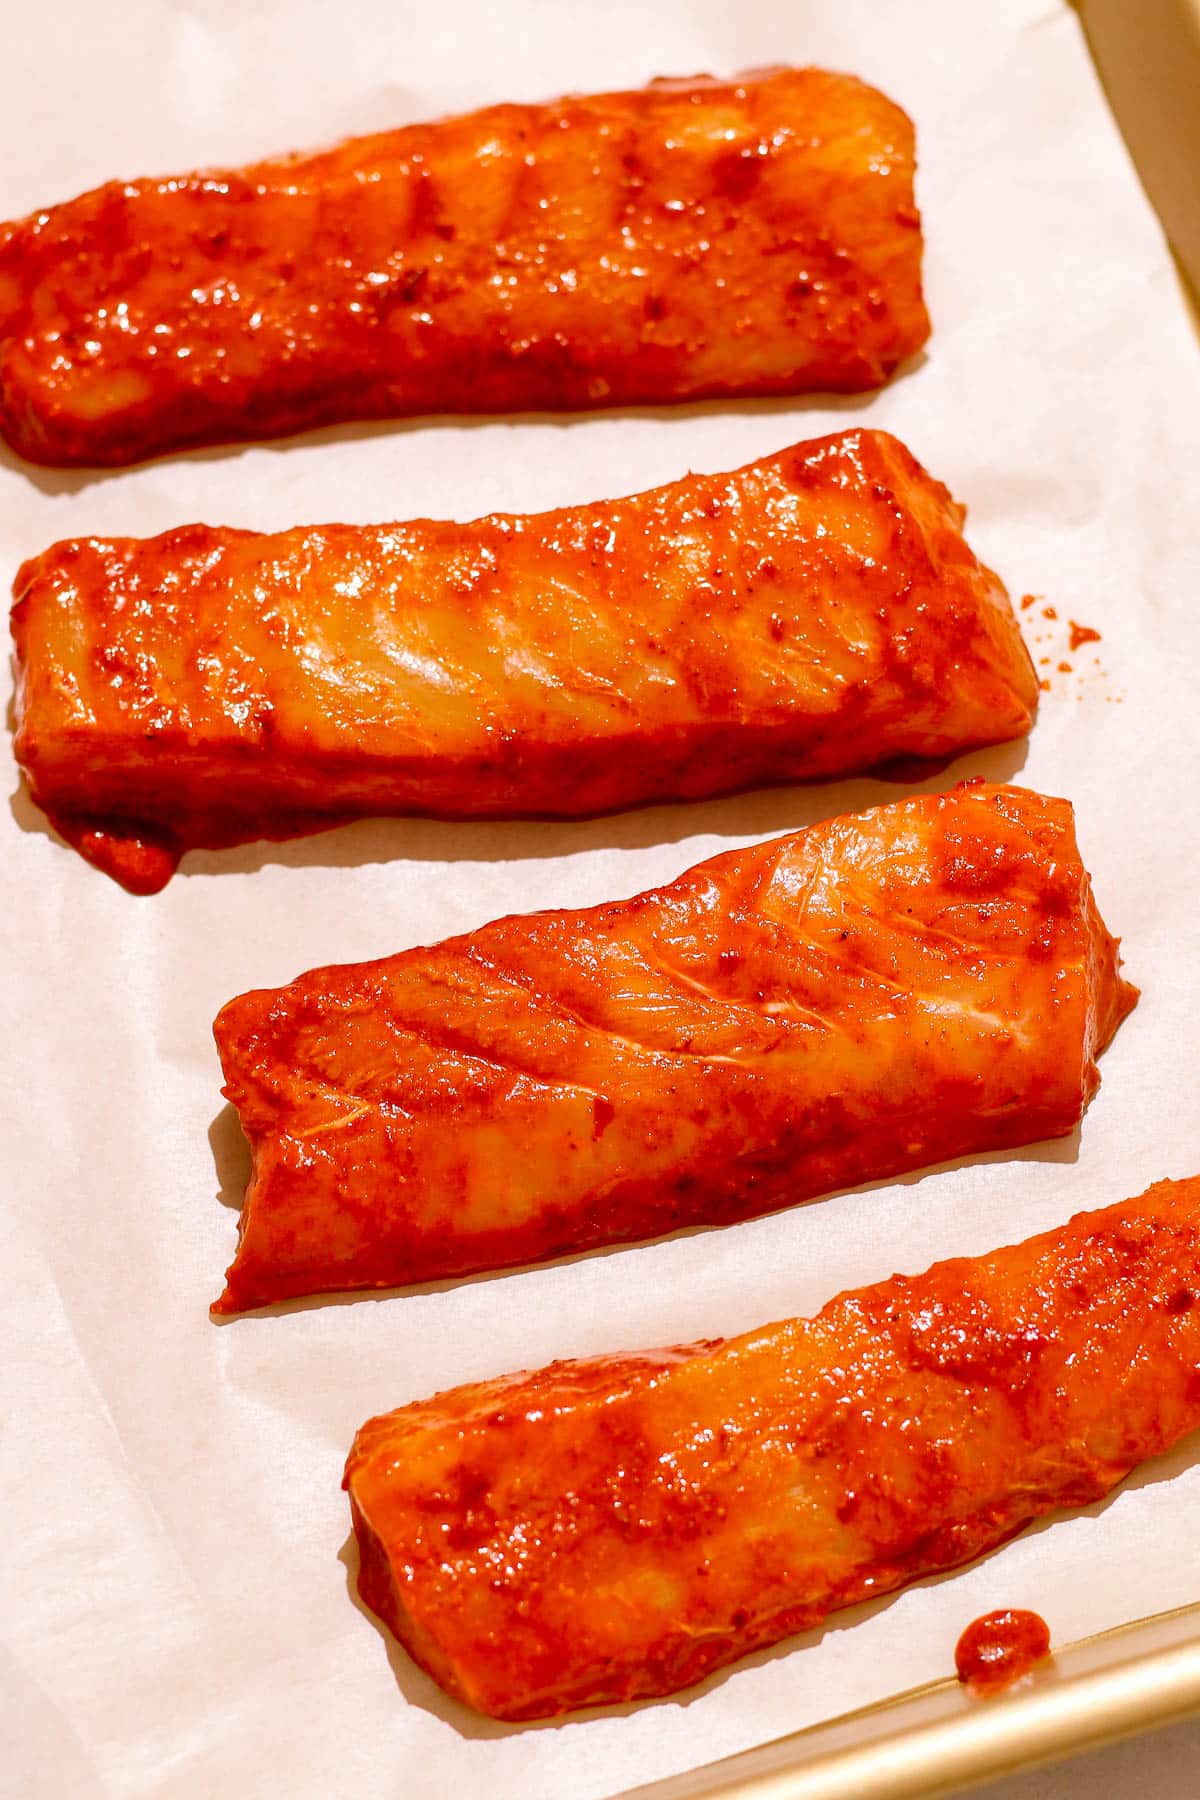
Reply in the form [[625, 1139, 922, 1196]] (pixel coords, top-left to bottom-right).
[[616, 1601, 1200, 1800], [616, 3, 1200, 1794]]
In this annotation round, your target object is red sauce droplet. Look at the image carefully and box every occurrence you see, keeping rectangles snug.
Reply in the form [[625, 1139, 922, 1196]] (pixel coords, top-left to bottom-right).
[[57, 817, 182, 896], [1057, 661, 1072, 674], [1019, 594, 1037, 611], [1038, 678, 1050, 691], [1068, 619, 1102, 652], [1041, 605, 1058, 620], [955, 1609, 1051, 1694]]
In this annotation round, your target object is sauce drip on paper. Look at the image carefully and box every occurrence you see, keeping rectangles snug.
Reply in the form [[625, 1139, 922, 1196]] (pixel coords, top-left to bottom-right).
[[955, 1608, 1051, 1694], [1019, 598, 1111, 697]]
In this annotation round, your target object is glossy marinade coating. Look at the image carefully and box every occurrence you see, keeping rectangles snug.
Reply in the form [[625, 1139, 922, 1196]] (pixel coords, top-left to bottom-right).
[[344, 1176, 1200, 1719], [11, 429, 1036, 894], [0, 68, 929, 468], [213, 784, 1133, 1313]]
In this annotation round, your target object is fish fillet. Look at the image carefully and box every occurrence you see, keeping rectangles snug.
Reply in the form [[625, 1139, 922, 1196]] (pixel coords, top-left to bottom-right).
[[344, 1174, 1200, 1719], [9, 430, 1036, 892], [213, 783, 1134, 1313], [0, 68, 929, 467], [11, 429, 1036, 894]]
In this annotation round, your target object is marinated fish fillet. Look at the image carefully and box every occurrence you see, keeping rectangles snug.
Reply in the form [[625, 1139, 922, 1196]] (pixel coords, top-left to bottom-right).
[[344, 1175, 1200, 1719], [0, 68, 929, 469], [213, 783, 1133, 1314], [11, 429, 1036, 895]]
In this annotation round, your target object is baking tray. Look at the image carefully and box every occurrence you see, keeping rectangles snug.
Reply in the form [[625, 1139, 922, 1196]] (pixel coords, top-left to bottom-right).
[[617, 7, 1200, 1793], [3, 4, 1199, 1798]]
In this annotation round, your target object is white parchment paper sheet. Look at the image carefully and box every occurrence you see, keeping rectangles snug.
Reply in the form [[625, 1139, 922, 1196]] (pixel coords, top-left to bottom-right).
[[3, 3, 1199, 1795]]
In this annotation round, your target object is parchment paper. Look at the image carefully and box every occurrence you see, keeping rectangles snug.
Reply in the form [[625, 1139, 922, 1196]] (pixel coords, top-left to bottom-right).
[[3, 4, 1200, 1796]]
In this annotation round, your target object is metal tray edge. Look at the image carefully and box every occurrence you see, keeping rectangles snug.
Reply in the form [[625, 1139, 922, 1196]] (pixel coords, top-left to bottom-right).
[[615, 1602, 1200, 1800]]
